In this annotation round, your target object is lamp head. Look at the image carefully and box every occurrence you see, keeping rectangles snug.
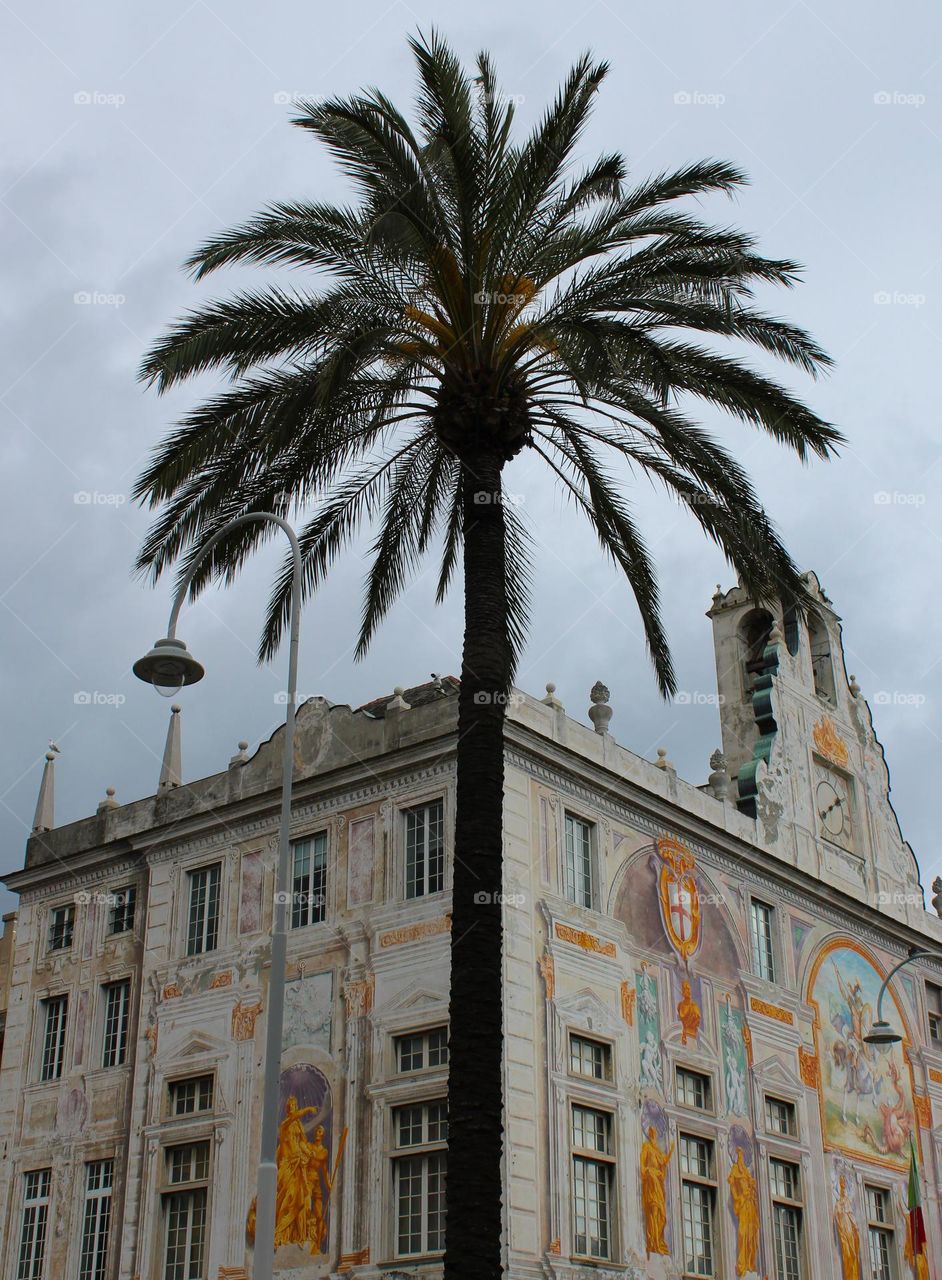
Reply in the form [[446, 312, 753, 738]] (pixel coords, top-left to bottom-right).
[[863, 1020, 902, 1049], [133, 637, 204, 698]]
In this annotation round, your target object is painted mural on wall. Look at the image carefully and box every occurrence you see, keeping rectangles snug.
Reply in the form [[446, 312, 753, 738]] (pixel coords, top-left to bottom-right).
[[721, 1003, 749, 1117], [808, 942, 916, 1171], [831, 1166, 862, 1280], [247, 1063, 347, 1257], [636, 965, 663, 1092], [726, 1126, 760, 1278], [655, 835, 701, 962], [283, 968, 333, 1053], [639, 1100, 672, 1257]]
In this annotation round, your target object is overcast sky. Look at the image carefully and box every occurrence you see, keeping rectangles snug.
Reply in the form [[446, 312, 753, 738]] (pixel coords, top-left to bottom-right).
[[2, 0, 940, 916]]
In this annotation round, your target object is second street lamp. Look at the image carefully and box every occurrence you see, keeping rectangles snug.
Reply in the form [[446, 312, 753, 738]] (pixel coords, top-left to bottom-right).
[[133, 511, 302, 1280], [863, 946, 940, 1048]]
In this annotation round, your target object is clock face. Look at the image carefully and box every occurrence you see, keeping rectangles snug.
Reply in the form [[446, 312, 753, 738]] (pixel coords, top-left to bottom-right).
[[815, 769, 853, 847]]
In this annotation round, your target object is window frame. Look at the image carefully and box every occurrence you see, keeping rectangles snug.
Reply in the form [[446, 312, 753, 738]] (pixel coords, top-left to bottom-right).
[[749, 898, 777, 983], [395, 1026, 449, 1075], [391, 1098, 448, 1258], [38, 993, 68, 1082], [167, 1074, 215, 1119], [568, 1032, 614, 1084], [107, 885, 136, 936], [764, 1094, 799, 1138], [161, 1140, 212, 1280], [925, 981, 942, 1046], [769, 1156, 805, 1280], [569, 1102, 616, 1260], [677, 1131, 719, 1279], [563, 811, 597, 910], [184, 862, 222, 957], [675, 1065, 714, 1114], [289, 830, 329, 929], [17, 1168, 52, 1280], [48, 902, 75, 953], [403, 798, 446, 900], [78, 1158, 114, 1280], [101, 979, 131, 1069], [864, 1183, 898, 1280]]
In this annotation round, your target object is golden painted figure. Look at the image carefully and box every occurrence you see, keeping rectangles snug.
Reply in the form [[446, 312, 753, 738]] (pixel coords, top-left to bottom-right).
[[274, 1095, 329, 1250], [677, 979, 701, 1045], [833, 1176, 861, 1280], [640, 1126, 674, 1255], [727, 1149, 760, 1276]]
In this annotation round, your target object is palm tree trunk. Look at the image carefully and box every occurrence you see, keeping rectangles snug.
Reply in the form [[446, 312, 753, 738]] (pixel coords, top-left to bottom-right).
[[444, 452, 510, 1280]]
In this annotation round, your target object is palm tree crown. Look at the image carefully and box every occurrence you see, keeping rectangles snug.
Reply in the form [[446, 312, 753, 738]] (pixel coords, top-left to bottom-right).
[[136, 33, 839, 691]]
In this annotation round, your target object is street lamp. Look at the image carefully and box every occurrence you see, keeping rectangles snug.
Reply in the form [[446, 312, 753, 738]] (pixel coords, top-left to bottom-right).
[[134, 512, 301, 1280], [863, 946, 940, 1047]]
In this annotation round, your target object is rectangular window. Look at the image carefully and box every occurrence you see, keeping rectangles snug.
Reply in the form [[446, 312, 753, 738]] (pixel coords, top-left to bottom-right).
[[866, 1186, 896, 1280], [290, 833, 328, 928], [102, 981, 130, 1069], [163, 1143, 209, 1280], [186, 864, 220, 956], [765, 1096, 797, 1137], [17, 1169, 51, 1280], [750, 900, 775, 981], [108, 885, 136, 935], [404, 800, 445, 899], [169, 1075, 214, 1116], [564, 813, 595, 909], [570, 1105, 614, 1259], [770, 1158, 803, 1280], [926, 982, 942, 1044], [396, 1027, 449, 1073], [679, 1134, 717, 1277], [48, 904, 75, 952], [676, 1067, 713, 1112], [39, 995, 67, 1082], [393, 1100, 447, 1256], [79, 1160, 113, 1280], [569, 1034, 613, 1082]]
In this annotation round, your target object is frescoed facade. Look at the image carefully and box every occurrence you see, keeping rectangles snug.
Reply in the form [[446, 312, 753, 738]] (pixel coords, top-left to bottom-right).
[[0, 573, 941, 1279]]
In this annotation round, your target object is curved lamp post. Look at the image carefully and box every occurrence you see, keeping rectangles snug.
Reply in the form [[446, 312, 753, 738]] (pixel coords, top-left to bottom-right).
[[863, 946, 940, 1047], [134, 512, 301, 1280]]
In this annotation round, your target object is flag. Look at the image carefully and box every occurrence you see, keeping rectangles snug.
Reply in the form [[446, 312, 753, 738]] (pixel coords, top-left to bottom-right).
[[908, 1137, 928, 1255]]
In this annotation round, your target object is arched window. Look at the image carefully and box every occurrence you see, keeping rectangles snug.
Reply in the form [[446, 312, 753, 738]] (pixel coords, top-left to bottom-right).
[[782, 604, 800, 656], [808, 610, 835, 702], [739, 609, 775, 687]]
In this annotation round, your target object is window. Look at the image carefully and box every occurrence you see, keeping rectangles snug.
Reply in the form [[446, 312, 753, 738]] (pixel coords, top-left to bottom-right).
[[169, 1076, 214, 1116], [39, 995, 67, 1082], [808, 610, 836, 702], [866, 1186, 896, 1280], [102, 981, 130, 1068], [926, 982, 942, 1044], [404, 800, 445, 899], [679, 1134, 717, 1277], [770, 1158, 803, 1280], [163, 1142, 209, 1280], [185, 864, 220, 956], [79, 1160, 113, 1280], [108, 886, 136, 935], [750, 900, 776, 982], [569, 1034, 613, 1082], [393, 1100, 447, 1256], [290, 833, 328, 928], [17, 1169, 51, 1280], [396, 1027, 449, 1073], [571, 1105, 614, 1258], [48, 904, 75, 951], [676, 1067, 713, 1112], [765, 1096, 797, 1137], [564, 813, 595, 909]]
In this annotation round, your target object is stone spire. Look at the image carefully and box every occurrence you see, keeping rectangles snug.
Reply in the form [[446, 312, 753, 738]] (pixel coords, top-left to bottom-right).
[[32, 750, 57, 833], [158, 704, 182, 791]]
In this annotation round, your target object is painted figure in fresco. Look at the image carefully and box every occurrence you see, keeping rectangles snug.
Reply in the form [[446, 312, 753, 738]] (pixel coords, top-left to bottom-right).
[[274, 1095, 332, 1252], [725, 1055, 747, 1116], [640, 1126, 673, 1255], [640, 1031, 663, 1090], [638, 965, 658, 1021], [727, 1149, 760, 1276], [677, 979, 701, 1045], [861, 1058, 912, 1157], [830, 963, 880, 1124], [833, 1176, 861, 1280]]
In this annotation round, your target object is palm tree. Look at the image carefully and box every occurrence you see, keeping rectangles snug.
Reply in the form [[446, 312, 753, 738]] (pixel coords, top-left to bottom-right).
[[135, 32, 839, 1279]]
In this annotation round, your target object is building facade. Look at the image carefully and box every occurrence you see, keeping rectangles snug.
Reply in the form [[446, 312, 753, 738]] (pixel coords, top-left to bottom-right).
[[1, 573, 941, 1280]]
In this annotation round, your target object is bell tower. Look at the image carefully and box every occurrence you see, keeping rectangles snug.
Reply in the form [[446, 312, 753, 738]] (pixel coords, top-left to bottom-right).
[[707, 573, 925, 927]]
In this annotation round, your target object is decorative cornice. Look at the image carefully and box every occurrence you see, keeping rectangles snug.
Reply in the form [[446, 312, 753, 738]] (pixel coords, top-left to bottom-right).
[[750, 996, 794, 1026], [379, 916, 451, 948], [554, 922, 616, 958]]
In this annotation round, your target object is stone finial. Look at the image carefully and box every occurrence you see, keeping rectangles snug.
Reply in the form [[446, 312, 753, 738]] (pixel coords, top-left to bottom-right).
[[541, 682, 562, 709], [711, 583, 724, 606], [849, 674, 860, 698], [32, 750, 57, 833], [932, 877, 942, 919], [768, 621, 785, 648], [588, 681, 612, 735], [707, 748, 732, 801], [97, 786, 118, 814], [158, 704, 182, 791], [655, 747, 675, 772], [229, 740, 250, 768], [387, 686, 411, 712]]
